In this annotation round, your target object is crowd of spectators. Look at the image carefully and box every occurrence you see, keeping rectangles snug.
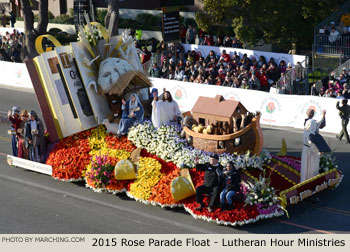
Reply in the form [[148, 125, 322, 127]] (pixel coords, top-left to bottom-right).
[[149, 46, 295, 92], [0, 29, 23, 62], [311, 67, 350, 99], [317, 9, 350, 54]]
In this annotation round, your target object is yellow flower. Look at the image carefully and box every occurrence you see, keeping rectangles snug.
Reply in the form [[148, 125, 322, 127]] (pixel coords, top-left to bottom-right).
[[129, 157, 163, 200]]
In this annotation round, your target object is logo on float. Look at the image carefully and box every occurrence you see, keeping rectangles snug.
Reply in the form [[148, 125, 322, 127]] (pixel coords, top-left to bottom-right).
[[175, 89, 183, 100], [308, 105, 317, 114], [266, 102, 276, 114], [17, 69, 22, 79]]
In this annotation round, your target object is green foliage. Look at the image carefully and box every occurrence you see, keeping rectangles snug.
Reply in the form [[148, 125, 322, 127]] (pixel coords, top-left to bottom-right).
[[196, 0, 345, 52], [48, 28, 62, 35], [119, 17, 161, 31], [48, 11, 54, 20], [96, 8, 107, 25], [50, 14, 73, 24], [184, 18, 197, 28], [47, 28, 77, 45]]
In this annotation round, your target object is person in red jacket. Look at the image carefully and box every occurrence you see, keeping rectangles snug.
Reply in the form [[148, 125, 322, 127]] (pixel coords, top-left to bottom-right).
[[141, 47, 152, 65], [219, 50, 231, 63], [257, 68, 269, 92], [8, 106, 22, 157]]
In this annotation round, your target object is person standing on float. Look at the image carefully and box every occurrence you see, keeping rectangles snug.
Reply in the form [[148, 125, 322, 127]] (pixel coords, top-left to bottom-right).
[[8, 106, 22, 157], [151, 90, 181, 128], [25, 111, 46, 163], [300, 109, 326, 182]]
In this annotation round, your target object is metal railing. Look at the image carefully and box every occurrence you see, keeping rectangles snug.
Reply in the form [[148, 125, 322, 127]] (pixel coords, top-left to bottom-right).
[[314, 34, 350, 56], [275, 59, 309, 95], [313, 57, 350, 93]]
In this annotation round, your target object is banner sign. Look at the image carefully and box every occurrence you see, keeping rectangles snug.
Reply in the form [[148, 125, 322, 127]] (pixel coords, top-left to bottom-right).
[[7, 155, 52, 175], [0, 61, 32, 89], [162, 11, 180, 42], [150, 78, 345, 135], [181, 44, 307, 67]]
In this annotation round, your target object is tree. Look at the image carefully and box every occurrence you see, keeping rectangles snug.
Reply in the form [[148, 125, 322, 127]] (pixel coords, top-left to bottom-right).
[[196, 0, 345, 52], [104, 0, 119, 37], [21, 0, 49, 59]]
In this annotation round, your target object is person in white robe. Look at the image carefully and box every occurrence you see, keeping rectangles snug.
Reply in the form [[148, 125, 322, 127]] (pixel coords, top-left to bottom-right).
[[300, 109, 326, 182], [152, 90, 181, 128]]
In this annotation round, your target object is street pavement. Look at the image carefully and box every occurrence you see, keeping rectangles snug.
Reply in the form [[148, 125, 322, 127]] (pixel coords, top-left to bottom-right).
[[0, 87, 349, 234]]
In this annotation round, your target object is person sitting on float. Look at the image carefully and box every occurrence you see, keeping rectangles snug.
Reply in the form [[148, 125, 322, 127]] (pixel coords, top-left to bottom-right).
[[194, 154, 223, 213], [219, 162, 242, 210], [118, 93, 144, 135]]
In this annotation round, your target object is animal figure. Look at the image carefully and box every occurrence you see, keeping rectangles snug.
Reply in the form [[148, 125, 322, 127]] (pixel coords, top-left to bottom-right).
[[223, 122, 230, 135], [106, 94, 123, 122], [181, 115, 196, 138]]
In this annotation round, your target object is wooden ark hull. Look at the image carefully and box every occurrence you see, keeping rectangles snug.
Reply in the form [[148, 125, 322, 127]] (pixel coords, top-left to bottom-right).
[[184, 115, 264, 155]]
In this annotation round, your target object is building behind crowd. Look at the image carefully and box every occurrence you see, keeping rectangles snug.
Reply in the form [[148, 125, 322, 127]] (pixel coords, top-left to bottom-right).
[[0, 0, 200, 18]]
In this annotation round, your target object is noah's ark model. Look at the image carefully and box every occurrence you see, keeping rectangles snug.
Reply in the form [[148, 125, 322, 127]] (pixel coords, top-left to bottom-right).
[[183, 95, 263, 155]]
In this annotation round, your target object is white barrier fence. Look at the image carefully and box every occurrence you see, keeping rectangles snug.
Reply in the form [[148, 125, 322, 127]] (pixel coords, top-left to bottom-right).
[[0, 61, 32, 89], [150, 78, 344, 135], [0, 60, 344, 135], [181, 44, 308, 67]]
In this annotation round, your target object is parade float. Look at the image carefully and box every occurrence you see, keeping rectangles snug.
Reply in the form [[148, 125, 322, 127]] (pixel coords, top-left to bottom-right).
[[6, 15, 343, 227]]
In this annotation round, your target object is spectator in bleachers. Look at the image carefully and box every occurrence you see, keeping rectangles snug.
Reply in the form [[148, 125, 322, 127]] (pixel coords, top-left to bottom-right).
[[257, 68, 269, 92], [223, 36, 232, 47], [248, 73, 261, 90], [149, 63, 161, 78], [141, 46, 151, 65], [219, 50, 231, 63], [180, 25, 187, 44], [174, 65, 185, 81], [160, 62, 168, 78], [267, 63, 281, 84], [215, 37, 223, 47], [198, 28, 205, 45], [257, 55, 267, 68], [186, 25, 196, 44], [279, 60, 287, 73], [329, 27, 340, 44], [232, 37, 242, 48], [168, 65, 175, 80]]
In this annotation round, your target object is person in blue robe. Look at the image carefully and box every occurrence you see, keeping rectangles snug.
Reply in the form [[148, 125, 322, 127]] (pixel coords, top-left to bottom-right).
[[118, 93, 144, 135]]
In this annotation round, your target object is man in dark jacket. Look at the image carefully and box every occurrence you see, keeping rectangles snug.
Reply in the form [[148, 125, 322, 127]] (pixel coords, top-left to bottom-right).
[[336, 99, 350, 143], [195, 153, 223, 212]]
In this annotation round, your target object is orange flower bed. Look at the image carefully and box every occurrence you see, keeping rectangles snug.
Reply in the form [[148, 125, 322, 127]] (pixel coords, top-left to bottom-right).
[[149, 168, 180, 206], [105, 134, 136, 152]]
